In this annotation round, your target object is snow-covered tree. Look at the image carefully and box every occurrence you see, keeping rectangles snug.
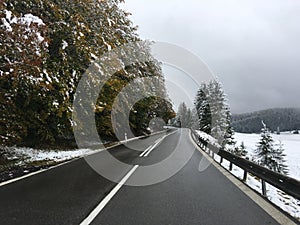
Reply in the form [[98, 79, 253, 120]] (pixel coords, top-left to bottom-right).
[[232, 141, 248, 158], [256, 121, 288, 174], [271, 141, 289, 175], [207, 80, 228, 144], [190, 108, 200, 130], [176, 102, 188, 128], [195, 80, 234, 148], [256, 121, 275, 166], [195, 83, 211, 133], [175, 102, 199, 128], [239, 142, 248, 156], [222, 108, 236, 149]]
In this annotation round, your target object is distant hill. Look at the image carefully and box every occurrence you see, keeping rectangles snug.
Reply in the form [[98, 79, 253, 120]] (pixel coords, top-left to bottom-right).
[[232, 108, 300, 133]]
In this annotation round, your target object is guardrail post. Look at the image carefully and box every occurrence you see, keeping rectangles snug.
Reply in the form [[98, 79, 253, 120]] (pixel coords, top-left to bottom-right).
[[243, 170, 247, 181], [261, 180, 267, 197], [220, 157, 223, 164], [229, 162, 233, 171], [212, 151, 215, 159]]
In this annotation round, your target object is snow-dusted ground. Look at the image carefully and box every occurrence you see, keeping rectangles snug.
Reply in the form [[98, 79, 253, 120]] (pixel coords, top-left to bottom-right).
[[234, 132, 300, 181], [5, 147, 94, 163], [225, 132, 300, 219], [195, 130, 221, 147], [214, 154, 300, 219], [194, 130, 300, 219]]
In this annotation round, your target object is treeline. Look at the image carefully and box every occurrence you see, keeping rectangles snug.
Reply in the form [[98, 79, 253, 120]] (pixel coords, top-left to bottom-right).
[[0, 0, 174, 148], [174, 80, 235, 149], [232, 108, 300, 133], [173, 102, 198, 129]]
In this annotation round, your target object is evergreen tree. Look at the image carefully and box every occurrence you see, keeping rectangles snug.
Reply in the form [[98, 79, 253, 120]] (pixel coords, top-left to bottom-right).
[[232, 141, 248, 157], [176, 102, 187, 128], [190, 108, 200, 130], [256, 121, 275, 167], [195, 83, 211, 134], [207, 80, 227, 144], [239, 142, 248, 156], [222, 108, 236, 149], [255, 121, 288, 174], [256, 121, 288, 174], [271, 141, 289, 175], [186, 108, 192, 128], [194, 80, 234, 148], [175, 102, 195, 128]]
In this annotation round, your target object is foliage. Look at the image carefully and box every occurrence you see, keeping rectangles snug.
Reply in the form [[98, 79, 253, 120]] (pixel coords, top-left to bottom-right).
[[0, 0, 174, 147]]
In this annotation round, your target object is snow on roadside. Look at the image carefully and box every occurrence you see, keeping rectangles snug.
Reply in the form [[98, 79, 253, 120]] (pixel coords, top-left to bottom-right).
[[5, 147, 94, 163], [231, 132, 300, 219], [231, 133, 300, 219], [234, 132, 300, 181], [218, 157, 300, 219], [195, 130, 221, 147], [195, 130, 300, 220]]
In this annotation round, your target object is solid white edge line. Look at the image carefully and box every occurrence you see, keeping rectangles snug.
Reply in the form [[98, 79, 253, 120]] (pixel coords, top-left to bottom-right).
[[79, 165, 139, 225], [0, 169, 46, 187], [0, 130, 171, 187], [0, 159, 76, 187], [188, 130, 297, 225]]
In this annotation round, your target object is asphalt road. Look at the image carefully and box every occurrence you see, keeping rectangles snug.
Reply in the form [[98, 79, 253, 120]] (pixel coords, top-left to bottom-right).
[[0, 129, 286, 225]]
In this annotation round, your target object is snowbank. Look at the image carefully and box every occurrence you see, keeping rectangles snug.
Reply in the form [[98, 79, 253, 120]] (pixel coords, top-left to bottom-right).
[[194, 130, 221, 147]]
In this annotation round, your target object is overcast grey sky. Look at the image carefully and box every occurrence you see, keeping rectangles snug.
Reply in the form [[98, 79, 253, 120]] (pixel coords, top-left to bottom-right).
[[121, 0, 300, 113]]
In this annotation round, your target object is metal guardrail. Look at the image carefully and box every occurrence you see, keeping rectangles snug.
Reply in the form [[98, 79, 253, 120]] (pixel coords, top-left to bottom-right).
[[191, 130, 300, 200]]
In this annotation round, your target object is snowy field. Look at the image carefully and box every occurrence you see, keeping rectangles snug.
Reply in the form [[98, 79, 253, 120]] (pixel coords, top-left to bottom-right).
[[194, 130, 300, 219], [234, 132, 300, 181], [226, 132, 300, 219]]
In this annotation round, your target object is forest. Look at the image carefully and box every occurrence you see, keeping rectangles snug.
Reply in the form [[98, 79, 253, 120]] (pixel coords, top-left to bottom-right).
[[232, 108, 300, 133]]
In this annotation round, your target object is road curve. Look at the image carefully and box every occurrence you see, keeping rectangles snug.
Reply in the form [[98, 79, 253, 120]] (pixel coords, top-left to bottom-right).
[[0, 129, 292, 225]]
